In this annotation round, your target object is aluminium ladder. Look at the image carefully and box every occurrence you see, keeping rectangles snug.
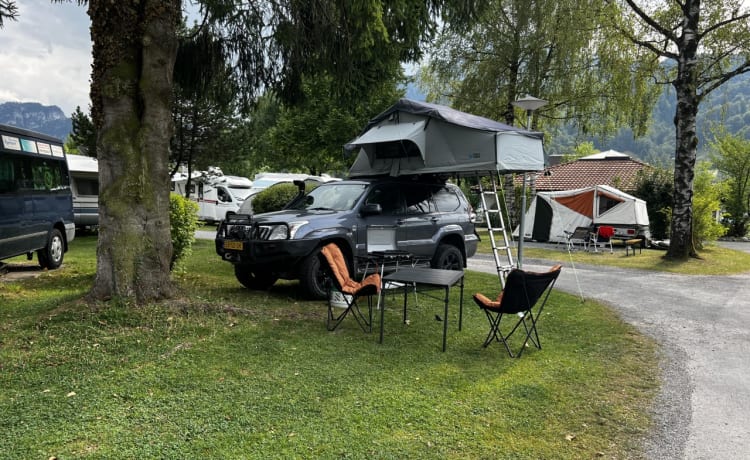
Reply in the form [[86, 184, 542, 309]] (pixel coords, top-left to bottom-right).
[[477, 173, 515, 287]]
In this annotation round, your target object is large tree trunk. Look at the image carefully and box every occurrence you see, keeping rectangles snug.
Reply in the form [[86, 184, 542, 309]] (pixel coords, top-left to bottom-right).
[[88, 1, 181, 303], [666, 1, 700, 260]]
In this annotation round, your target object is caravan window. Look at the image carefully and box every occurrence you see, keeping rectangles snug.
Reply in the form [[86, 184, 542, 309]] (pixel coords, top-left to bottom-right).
[[598, 195, 622, 215]]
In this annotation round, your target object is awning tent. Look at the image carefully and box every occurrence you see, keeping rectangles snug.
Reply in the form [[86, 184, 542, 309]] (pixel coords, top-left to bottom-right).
[[347, 99, 545, 177], [514, 185, 650, 242]]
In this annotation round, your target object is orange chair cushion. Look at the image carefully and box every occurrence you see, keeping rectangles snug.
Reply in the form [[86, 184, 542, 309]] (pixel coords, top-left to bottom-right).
[[321, 244, 381, 296]]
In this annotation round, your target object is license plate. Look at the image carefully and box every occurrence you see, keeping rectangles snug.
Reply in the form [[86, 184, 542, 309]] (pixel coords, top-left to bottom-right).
[[224, 240, 243, 251]]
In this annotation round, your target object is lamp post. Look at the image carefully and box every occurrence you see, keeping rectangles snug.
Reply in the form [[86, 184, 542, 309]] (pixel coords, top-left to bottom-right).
[[511, 94, 547, 269]]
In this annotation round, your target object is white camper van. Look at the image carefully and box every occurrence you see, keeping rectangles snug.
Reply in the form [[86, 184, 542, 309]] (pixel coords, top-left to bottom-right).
[[171, 167, 253, 223], [65, 154, 99, 229]]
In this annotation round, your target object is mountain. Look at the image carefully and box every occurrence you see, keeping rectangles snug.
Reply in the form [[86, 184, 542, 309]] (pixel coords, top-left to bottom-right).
[[0, 102, 72, 141]]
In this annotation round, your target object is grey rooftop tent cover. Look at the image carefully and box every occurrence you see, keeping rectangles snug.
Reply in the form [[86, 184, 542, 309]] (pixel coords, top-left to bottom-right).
[[347, 98, 545, 177]]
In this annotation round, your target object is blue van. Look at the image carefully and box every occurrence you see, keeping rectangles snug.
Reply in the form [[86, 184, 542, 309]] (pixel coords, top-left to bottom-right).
[[0, 124, 75, 269]]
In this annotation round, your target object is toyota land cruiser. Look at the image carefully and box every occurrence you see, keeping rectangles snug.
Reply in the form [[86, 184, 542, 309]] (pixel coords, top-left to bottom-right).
[[215, 174, 478, 299]]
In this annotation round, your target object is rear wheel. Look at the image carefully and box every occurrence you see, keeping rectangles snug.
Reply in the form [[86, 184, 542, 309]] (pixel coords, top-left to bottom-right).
[[37, 228, 64, 269], [234, 265, 278, 290], [431, 244, 463, 271]]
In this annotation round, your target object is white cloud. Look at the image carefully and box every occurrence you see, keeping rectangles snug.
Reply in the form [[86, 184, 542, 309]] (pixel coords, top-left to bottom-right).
[[0, 0, 92, 116]]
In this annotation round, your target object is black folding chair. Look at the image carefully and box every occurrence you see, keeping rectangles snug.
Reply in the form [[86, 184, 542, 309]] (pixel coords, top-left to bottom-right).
[[472, 265, 562, 357]]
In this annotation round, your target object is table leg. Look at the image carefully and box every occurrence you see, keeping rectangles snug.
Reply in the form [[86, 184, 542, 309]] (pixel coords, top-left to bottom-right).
[[458, 275, 464, 331], [442, 286, 449, 352], [402, 283, 408, 324], [379, 288, 385, 344]]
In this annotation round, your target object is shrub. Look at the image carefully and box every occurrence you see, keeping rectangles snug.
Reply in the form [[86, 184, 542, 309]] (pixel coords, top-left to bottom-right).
[[169, 193, 199, 271], [252, 181, 318, 214]]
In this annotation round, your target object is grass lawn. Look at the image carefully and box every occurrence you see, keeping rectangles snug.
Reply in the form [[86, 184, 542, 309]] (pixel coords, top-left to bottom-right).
[[476, 229, 750, 275], [2, 236, 661, 459]]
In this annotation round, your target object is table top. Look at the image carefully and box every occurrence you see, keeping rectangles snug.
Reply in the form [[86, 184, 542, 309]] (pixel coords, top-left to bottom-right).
[[383, 267, 464, 287]]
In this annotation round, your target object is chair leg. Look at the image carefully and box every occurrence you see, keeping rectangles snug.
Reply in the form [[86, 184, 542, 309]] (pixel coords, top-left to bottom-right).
[[328, 295, 372, 333], [482, 310, 516, 357], [510, 311, 541, 358]]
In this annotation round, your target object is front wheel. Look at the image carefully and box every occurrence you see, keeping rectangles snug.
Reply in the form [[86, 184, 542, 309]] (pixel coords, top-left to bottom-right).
[[299, 247, 331, 300], [234, 265, 278, 290], [431, 244, 463, 271], [38, 228, 64, 269]]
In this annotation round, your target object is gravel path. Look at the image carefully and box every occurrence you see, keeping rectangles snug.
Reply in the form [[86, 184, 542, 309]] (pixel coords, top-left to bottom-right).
[[467, 243, 750, 460]]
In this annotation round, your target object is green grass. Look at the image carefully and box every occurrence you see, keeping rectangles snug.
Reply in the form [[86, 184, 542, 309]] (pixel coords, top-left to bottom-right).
[[476, 229, 750, 275], [0, 236, 659, 459]]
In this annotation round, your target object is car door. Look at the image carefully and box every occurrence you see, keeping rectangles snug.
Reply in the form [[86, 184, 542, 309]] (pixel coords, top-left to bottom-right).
[[356, 183, 407, 259], [399, 182, 439, 259]]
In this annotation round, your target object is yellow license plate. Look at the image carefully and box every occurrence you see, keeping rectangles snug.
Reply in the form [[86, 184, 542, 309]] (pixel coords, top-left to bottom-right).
[[224, 240, 244, 251]]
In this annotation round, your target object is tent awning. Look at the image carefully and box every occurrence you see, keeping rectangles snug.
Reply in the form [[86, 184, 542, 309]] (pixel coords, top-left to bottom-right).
[[345, 120, 426, 158]]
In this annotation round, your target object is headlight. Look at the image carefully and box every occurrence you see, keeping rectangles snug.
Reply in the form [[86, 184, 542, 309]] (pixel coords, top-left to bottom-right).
[[267, 225, 289, 240], [288, 220, 308, 239]]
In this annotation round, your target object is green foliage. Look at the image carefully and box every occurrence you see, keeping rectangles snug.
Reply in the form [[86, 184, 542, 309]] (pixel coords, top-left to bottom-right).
[[251, 183, 301, 214], [169, 193, 199, 271], [229, 74, 403, 178], [252, 181, 322, 214], [633, 166, 674, 240], [419, 0, 659, 136], [709, 128, 750, 237], [69, 106, 97, 158], [561, 142, 598, 164], [692, 162, 727, 249]]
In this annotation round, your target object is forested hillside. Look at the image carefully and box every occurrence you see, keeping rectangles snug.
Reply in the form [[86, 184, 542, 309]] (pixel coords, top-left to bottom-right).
[[551, 71, 750, 166]]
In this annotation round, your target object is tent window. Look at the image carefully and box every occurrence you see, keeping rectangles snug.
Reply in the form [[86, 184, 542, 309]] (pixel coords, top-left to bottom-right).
[[598, 196, 621, 215], [374, 140, 421, 159]]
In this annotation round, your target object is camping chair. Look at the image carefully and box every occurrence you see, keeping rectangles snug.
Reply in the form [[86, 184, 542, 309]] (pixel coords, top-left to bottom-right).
[[472, 264, 562, 357], [563, 226, 592, 251], [590, 225, 615, 253], [321, 243, 381, 332]]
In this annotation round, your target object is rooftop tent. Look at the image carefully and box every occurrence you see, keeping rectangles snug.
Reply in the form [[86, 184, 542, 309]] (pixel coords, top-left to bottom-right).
[[514, 185, 650, 242], [346, 99, 545, 177]]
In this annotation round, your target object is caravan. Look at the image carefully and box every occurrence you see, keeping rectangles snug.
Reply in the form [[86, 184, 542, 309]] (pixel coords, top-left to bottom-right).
[[515, 185, 651, 245], [66, 154, 99, 229], [171, 167, 253, 223]]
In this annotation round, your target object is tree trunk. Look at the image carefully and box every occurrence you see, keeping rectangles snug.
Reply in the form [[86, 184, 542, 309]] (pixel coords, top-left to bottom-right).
[[666, 1, 700, 260], [88, 1, 181, 303]]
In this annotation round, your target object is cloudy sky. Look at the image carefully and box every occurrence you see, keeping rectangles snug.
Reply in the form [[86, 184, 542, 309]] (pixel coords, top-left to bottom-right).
[[0, 0, 92, 116]]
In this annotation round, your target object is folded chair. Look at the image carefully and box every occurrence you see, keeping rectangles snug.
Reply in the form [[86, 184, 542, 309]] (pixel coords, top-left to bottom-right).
[[472, 264, 562, 357], [321, 243, 381, 332]]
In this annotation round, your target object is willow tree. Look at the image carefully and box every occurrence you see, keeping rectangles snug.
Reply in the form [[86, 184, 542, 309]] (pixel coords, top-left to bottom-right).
[[612, 0, 750, 259], [420, 0, 659, 136], [43, 0, 478, 303]]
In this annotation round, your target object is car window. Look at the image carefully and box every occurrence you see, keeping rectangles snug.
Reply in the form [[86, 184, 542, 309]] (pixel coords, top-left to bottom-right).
[[365, 185, 405, 215], [433, 186, 461, 212], [290, 183, 367, 211], [405, 184, 435, 215]]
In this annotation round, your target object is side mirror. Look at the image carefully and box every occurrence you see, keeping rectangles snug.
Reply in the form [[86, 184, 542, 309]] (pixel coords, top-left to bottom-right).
[[361, 203, 382, 216]]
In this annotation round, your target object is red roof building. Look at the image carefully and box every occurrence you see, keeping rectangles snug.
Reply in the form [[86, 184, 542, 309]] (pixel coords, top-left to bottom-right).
[[530, 150, 651, 193]]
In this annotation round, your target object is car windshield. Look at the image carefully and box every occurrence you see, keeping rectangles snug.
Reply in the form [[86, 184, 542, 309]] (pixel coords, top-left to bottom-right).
[[289, 183, 368, 211], [229, 186, 253, 201]]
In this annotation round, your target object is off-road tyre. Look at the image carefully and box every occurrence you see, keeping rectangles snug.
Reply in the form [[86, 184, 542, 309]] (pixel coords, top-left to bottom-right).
[[234, 265, 278, 290], [300, 247, 333, 300], [431, 244, 463, 271]]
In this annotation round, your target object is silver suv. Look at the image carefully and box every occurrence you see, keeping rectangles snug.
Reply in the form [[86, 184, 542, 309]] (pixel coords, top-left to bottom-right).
[[215, 175, 478, 299]]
